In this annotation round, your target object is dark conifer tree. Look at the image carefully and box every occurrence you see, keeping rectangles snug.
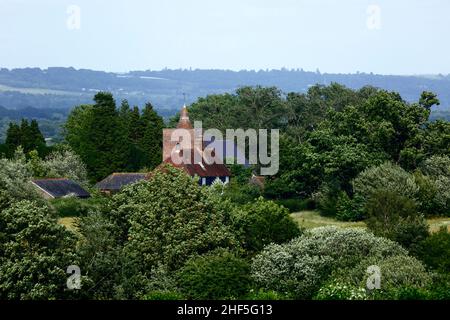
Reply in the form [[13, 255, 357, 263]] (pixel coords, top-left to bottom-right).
[[87, 92, 131, 181], [5, 122, 21, 156], [140, 102, 164, 169]]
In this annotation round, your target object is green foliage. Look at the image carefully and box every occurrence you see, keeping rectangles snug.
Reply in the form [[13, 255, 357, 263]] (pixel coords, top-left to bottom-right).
[[65, 94, 164, 181], [419, 91, 440, 110], [313, 181, 341, 217], [101, 165, 239, 298], [416, 227, 450, 273], [251, 227, 407, 299], [4, 119, 47, 158], [122, 166, 238, 268], [143, 291, 184, 300], [365, 190, 429, 251], [0, 200, 79, 299], [187, 86, 286, 131], [353, 159, 450, 217], [40, 146, 89, 185], [0, 148, 41, 211], [139, 103, 164, 170], [51, 197, 107, 218], [314, 281, 367, 300], [353, 162, 420, 201], [177, 249, 252, 300], [75, 211, 124, 299], [335, 192, 365, 222], [318, 255, 433, 300], [274, 198, 315, 213], [245, 289, 286, 300], [223, 181, 262, 205], [232, 197, 302, 254]]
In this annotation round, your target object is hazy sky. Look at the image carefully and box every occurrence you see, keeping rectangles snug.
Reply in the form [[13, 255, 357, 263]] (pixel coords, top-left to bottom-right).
[[1, 0, 449, 74]]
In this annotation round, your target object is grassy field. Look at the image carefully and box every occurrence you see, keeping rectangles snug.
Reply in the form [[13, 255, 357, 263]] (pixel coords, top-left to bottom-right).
[[291, 210, 450, 233], [428, 217, 450, 232], [58, 210, 450, 234], [291, 211, 366, 230]]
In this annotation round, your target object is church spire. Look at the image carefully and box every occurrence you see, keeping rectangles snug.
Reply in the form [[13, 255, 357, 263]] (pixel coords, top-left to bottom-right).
[[177, 105, 193, 129]]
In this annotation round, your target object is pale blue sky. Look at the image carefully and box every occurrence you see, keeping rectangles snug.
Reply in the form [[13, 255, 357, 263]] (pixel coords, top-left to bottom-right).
[[1, 0, 449, 74]]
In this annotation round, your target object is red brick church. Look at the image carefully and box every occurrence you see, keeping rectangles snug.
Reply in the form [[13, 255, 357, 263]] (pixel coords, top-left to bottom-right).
[[161, 105, 231, 186], [95, 105, 231, 193]]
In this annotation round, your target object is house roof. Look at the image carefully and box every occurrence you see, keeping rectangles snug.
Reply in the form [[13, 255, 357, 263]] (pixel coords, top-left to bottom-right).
[[161, 149, 231, 177], [95, 173, 148, 191], [32, 178, 90, 198]]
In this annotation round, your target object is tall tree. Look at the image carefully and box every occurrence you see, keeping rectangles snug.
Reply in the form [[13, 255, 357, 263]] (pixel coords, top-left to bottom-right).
[[88, 92, 130, 181], [140, 102, 164, 169], [5, 122, 21, 156]]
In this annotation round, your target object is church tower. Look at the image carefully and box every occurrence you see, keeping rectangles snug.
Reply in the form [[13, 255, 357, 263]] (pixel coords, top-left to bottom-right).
[[160, 105, 230, 186], [162, 105, 202, 162]]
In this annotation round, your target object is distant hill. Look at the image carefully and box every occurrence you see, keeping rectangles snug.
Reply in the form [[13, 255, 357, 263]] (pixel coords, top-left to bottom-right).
[[1, 67, 450, 117]]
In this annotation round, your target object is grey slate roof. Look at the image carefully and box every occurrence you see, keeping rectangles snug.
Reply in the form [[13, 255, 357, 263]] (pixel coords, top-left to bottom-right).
[[95, 173, 148, 191], [32, 178, 90, 198]]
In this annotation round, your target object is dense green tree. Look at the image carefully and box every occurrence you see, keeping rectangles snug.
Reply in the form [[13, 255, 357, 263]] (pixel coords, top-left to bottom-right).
[[0, 200, 79, 299], [365, 190, 429, 251], [416, 227, 450, 273], [139, 102, 164, 169], [4, 120, 47, 157], [88, 92, 131, 180], [65, 93, 132, 181], [186, 86, 286, 130], [232, 197, 301, 254], [65, 94, 165, 180], [0, 148, 41, 211], [419, 91, 440, 110], [177, 249, 251, 299], [5, 122, 21, 156]]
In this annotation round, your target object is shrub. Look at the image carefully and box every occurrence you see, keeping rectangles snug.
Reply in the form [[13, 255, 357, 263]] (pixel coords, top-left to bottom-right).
[[143, 291, 184, 300], [425, 273, 450, 300], [245, 289, 286, 300], [223, 181, 262, 205], [345, 255, 431, 295], [319, 255, 432, 300], [365, 190, 429, 251], [177, 249, 252, 300], [274, 198, 315, 213], [313, 181, 341, 217], [0, 148, 41, 211], [314, 281, 367, 300], [233, 197, 302, 254], [251, 227, 407, 299], [335, 192, 365, 222], [353, 162, 420, 202], [416, 227, 450, 273], [51, 197, 103, 217], [420, 155, 450, 178]]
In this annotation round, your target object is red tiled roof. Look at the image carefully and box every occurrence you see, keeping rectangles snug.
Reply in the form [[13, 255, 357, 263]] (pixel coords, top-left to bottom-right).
[[161, 148, 230, 177]]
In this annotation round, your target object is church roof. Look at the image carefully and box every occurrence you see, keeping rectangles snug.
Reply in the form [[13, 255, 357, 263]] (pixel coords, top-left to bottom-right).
[[162, 149, 231, 177]]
